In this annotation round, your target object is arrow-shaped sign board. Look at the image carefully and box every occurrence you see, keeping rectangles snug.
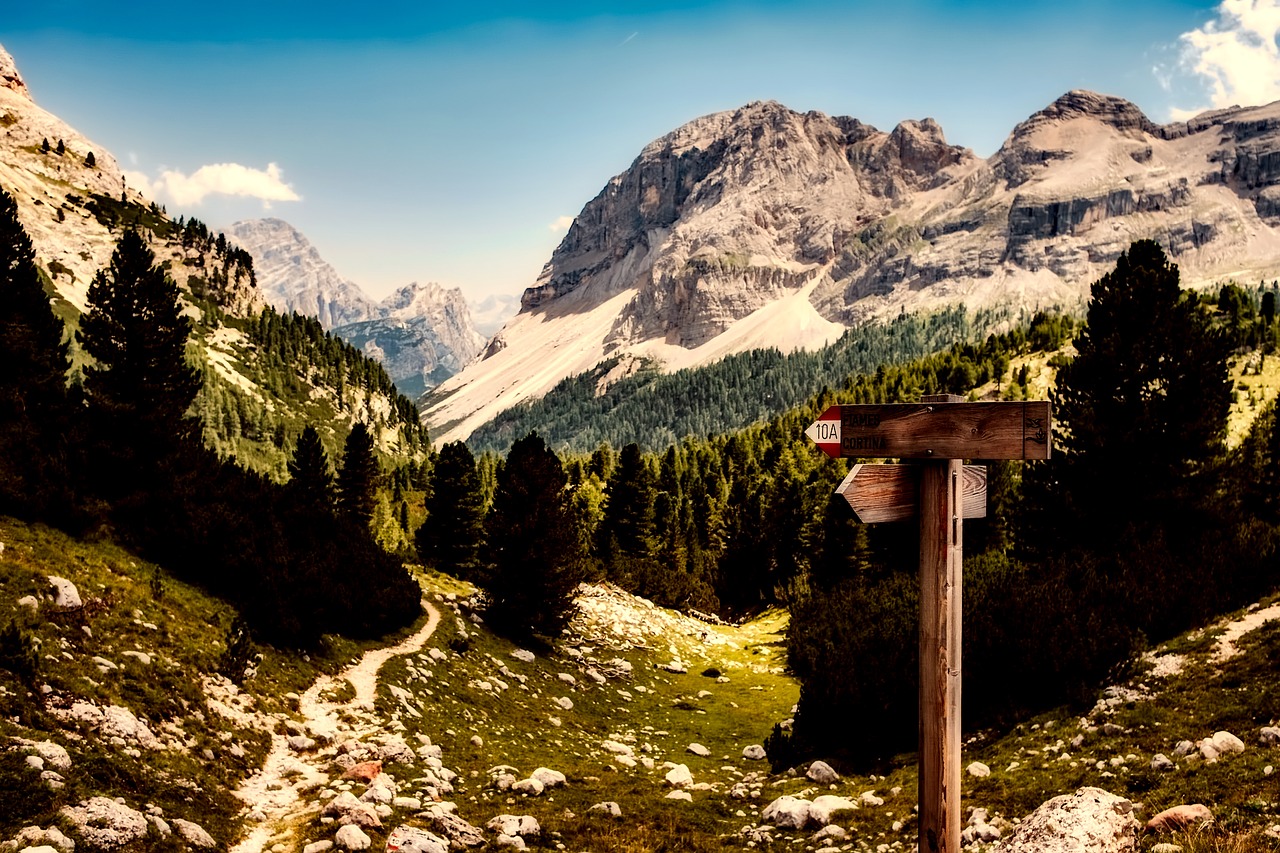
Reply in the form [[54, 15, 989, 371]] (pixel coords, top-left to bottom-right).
[[805, 401, 1051, 460], [836, 464, 987, 523]]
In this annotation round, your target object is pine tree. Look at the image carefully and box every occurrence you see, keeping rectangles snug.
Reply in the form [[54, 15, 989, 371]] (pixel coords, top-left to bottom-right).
[[0, 187, 71, 515], [40, 138, 49, 154], [55, 139, 65, 156], [79, 228, 200, 444], [481, 432, 585, 639], [286, 424, 334, 514], [337, 421, 379, 528], [417, 440, 484, 579], [84, 151, 96, 168], [598, 443, 658, 588]]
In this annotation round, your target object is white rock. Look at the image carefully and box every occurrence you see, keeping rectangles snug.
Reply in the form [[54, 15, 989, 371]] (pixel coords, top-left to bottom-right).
[[588, 801, 622, 818], [810, 795, 858, 826], [384, 825, 449, 853], [495, 835, 526, 850], [531, 767, 566, 788], [510, 649, 536, 663], [1200, 731, 1245, 761], [553, 696, 573, 711], [1000, 787, 1137, 853], [486, 814, 540, 837], [859, 790, 884, 807], [471, 735, 483, 747], [172, 818, 217, 848], [806, 760, 840, 784], [302, 842, 334, 853], [1259, 726, 1280, 746], [18, 846, 59, 853], [601, 740, 634, 757], [289, 735, 317, 752], [1151, 753, 1175, 771], [511, 777, 544, 796], [392, 797, 422, 810], [742, 744, 767, 761], [557, 672, 576, 685], [121, 650, 152, 666], [664, 764, 693, 788], [763, 795, 813, 829], [60, 797, 149, 849], [686, 743, 711, 757], [334, 824, 371, 850], [8, 826, 75, 853], [47, 576, 81, 610], [17, 594, 38, 611], [665, 790, 693, 801], [967, 761, 991, 777]]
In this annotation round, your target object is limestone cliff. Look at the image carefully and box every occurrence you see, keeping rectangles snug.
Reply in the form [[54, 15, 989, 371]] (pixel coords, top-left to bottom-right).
[[424, 92, 1280, 444]]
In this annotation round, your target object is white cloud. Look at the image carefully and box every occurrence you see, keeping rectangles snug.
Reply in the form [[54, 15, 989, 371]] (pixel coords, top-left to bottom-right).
[[1171, 0, 1280, 118], [123, 161, 300, 208], [549, 214, 575, 232]]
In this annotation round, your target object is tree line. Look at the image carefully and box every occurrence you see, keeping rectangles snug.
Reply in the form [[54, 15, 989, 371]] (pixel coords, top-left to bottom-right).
[[0, 187, 419, 646]]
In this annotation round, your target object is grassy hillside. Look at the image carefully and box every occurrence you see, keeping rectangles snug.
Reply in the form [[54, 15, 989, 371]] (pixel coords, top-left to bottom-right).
[[2, 513, 1277, 852], [0, 516, 427, 850]]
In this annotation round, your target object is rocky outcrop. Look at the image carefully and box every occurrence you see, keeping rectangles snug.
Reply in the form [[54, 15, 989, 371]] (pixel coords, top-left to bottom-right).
[[1001, 787, 1138, 853], [425, 91, 1280, 444], [0, 44, 30, 101]]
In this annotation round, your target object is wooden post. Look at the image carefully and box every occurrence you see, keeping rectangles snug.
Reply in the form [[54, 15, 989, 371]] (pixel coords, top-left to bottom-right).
[[918, 398, 962, 853]]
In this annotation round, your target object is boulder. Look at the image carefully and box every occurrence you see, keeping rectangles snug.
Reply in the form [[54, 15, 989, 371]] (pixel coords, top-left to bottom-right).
[[763, 795, 812, 829], [686, 743, 711, 757], [1172, 739, 1196, 756], [172, 818, 217, 848], [742, 744, 767, 761], [485, 815, 540, 838], [601, 740, 634, 757], [7, 826, 74, 853], [967, 761, 991, 777], [289, 735, 317, 752], [60, 797, 149, 849], [18, 846, 60, 853], [333, 824, 371, 850], [1200, 731, 1245, 761], [425, 811, 486, 847], [1000, 787, 1137, 853], [47, 576, 81, 610], [530, 767, 565, 788], [510, 649, 535, 663], [323, 791, 382, 829], [510, 778, 544, 796], [806, 760, 840, 784], [809, 795, 858, 826], [665, 790, 692, 801], [588, 801, 622, 818], [1150, 753, 1175, 771], [302, 842, 334, 853], [1146, 803, 1213, 833], [664, 764, 693, 788], [385, 825, 450, 853], [1260, 726, 1280, 746]]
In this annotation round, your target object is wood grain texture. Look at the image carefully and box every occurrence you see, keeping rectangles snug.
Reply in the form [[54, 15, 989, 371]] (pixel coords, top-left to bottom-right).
[[918, 459, 963, 853], [835, 464, 987, 523], [835, 401, 1052, 460]]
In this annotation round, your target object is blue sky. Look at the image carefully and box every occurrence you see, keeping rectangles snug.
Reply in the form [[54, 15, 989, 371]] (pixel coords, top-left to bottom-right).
[[3, 1, 1273, 301]]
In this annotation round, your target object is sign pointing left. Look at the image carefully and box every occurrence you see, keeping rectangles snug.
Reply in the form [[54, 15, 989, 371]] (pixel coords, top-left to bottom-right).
[[803, 405, 843, 457]]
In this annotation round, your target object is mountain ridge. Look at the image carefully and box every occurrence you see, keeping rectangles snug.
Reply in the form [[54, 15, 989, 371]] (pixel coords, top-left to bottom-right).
[[424, 91, 1280, 445]]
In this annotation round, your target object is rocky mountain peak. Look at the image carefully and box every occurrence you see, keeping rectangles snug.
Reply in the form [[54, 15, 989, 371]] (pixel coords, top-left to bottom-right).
[[0, 44, 31, 102], [1005, 89, 1159, 144], [382, 281, 449, 319]]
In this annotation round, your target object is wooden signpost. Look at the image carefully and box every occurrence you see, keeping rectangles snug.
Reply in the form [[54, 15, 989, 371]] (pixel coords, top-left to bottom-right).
[[806, 395, 1052, 853]]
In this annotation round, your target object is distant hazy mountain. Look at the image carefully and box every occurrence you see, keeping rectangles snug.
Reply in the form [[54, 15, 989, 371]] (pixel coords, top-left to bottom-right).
[[423, 92, 1280, 443], [228, 219, 485, 396]]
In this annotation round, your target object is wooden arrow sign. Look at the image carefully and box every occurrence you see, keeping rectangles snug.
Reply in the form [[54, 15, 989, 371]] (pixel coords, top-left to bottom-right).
[[836, 464, 987, 523], [805, 401, 1051, 461]]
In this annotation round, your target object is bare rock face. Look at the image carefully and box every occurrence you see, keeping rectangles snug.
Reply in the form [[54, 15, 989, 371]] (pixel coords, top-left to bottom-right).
[[0, 44, 30, 100], [227, 218, 378, 328], [1002, 787, 1138, 853]]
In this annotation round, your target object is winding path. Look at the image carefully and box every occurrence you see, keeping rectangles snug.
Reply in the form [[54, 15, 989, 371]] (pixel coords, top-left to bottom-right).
[[230, 600, 442, 853]]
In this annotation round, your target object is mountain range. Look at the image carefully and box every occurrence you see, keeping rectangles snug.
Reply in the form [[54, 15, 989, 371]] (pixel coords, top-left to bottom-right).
[[226, 218, 487, 398], [423, 91, 1280, 444]]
